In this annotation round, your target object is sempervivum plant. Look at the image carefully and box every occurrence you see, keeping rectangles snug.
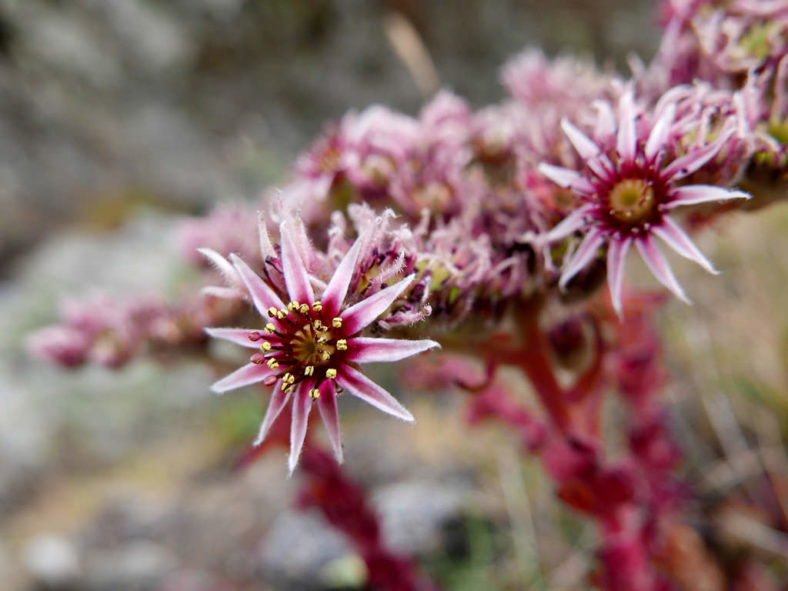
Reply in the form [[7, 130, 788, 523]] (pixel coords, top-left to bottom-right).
[[26, 1, 788, 589]]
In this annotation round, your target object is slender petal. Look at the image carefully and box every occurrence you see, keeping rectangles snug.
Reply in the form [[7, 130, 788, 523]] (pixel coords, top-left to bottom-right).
[[636, 235, 690, 304], [338, 365, 414, 422], [645, 102, 675, 160], [666, 185, 750, 209], [538, 163, 595, 194], [606, 236, 632, 317], [211, 362, 275, 394], [200, 286, 242, 300], [653, 215, 718, 274], [204, 327, 261, 349], [561, 118, 601, 160], [559, 230, 605, 289], [544, 205, 592, 242], [288, 385, 313, 474], [593, 100, 616, 138], [316, 382, 343, 463], [662, 127, 734, 180], [257, 213, 275, 259], [253, 382, 291, 446], [322, 235, 364, 318], [230, 254, 285, 316], [279, 221, 315, 305], [347, 337, 440, 364], [341, 275, 415, 335], [616, 91, 637, 161], [198, 248, 238, 285]]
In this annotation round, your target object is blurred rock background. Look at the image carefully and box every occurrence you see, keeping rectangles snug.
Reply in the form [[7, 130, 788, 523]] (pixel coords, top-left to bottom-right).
[[2, 1, 786, 590]]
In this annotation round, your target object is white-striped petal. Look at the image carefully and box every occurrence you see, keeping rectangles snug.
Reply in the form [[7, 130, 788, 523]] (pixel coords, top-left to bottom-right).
[[538, 163, 595, 194], [346, 337, 439, 364], [253, 382, 291, 446], [230, 253, 286, 317], [652, 215, 718, 274], [561, 118, 601, 160], [316, 382, 343, 464], [606, 237, 632, 318], [288, 385, 313, 474], [635, 235, 690, 304], [645, 102, 675, 160], [544, 205, 593, 242], [559, 230, 605, 289], [322, 233, 364, 318], [616, 91, 637, 161], [666, 185, 750, 209], [341, 275, 415, 335], [662, 127, 734, 180], [280, 221, 315, 305], [210, 362, 275, 394], [205, 327, 261, 349], [337, 366, 414, 422]]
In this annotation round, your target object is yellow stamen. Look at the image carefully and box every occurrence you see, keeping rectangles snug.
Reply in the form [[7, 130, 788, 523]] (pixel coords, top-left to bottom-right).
[[317, 335, 328, 344], [313, 319, 322, 329], [321, 351, 331, 361], [268, 307, 278, 317], [304, 365, 314, 376], [299, 303, 310, 314], [265, 322, 276, 332], [261, 341, 272, 351], [312, 301, 323, 312], [332, 317, 343, 328], [309, 388, 320, 399], [326, 368, 337, 379], [266, 359, 279, 369], [336, 339, 347, 351]]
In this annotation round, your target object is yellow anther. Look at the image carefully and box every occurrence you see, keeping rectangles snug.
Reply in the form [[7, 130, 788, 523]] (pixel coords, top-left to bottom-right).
[[288, 301, 299, 311], [313, 319, 322, 329], [317, 335, 328, 344], [304, 365, 314, 376], [284, 385, 293, 393], [260, 341, 272, 351], [332, 317, 343, 328], [281, 381, 289, 391], [312, 301, 323, 312], [299, 303, 310, 314], [326, 368, 337, 379], [267, 358, 279, 369], [336, 339, 348, 351], [309, 388, 320, 399], [321, 351, 331, 361], [276, 310, 286, 319], [284, 373, 295, 384], [265, 323, 276, 332], [268, 307, 278, 317]]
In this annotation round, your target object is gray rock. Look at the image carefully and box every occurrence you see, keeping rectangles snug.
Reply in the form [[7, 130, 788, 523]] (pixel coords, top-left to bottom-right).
[[258, 509, 355, 591], [84, 541, 176, 591], [23, 534, 81, 588], [373, 480, 467, 557]]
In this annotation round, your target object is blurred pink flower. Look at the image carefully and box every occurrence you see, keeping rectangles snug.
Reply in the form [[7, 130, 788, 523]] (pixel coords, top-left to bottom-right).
[[539, 90, 750, 314]]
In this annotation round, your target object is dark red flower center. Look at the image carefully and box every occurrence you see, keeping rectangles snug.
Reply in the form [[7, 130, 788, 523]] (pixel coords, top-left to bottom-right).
[[248, 300, 348, 398]]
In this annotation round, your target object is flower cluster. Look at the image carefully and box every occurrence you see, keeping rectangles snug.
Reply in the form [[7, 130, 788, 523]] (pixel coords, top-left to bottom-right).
[[28, 1, 788, 588]]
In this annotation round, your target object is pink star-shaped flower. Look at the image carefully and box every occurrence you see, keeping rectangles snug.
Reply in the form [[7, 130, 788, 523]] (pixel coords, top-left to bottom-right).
[[539, 90, 750, 314], [204, 221, 438, 472]]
